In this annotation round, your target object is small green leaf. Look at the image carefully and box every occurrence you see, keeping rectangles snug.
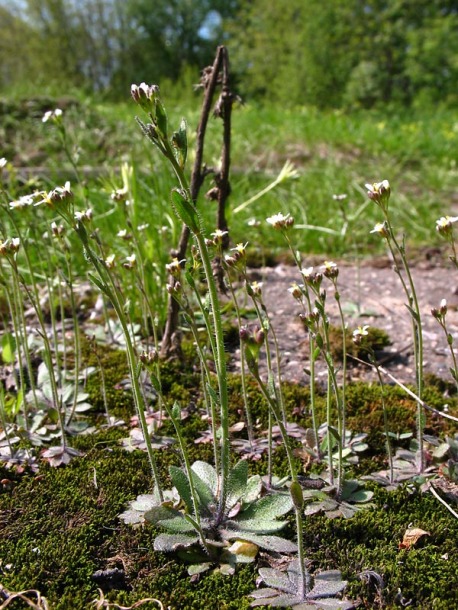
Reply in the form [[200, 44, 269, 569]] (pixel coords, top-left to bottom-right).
[[1, 333, 16, 364], [290, 481, 304, 510], [170, 188, 199, 233], [149, 373, 162, 394], [241, 492, 293, 522], [146, 506, 195, 533], [349, 489, 374, 503], [171, 401, 181, 421], [313, 346, 321, 360], [171, 118, 188, 169], [154, 98, 168, 137], [206, 383, 220, 408], [328, 426, 341, 444]]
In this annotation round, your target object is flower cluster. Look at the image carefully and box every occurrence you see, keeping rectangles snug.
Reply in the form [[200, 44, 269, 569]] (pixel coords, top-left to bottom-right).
[[0, 237, 20, 257], [288, 283, 304, 301], [35, 182, 73, 209], [224, 242, 247, 269], [42, 108, 63, 124], [9, 194, 35, 210], [299, 308, 320, 333], [165, 258, 185, 277], [436, 216, 458, 237], [74, 209, 93, 224], [266, 212, 294, 231], [365, 180, 391, 210], [208, 229, 228, 247], [131, 83, 159, 114], [301, 267, 323, 291], [123, 254, 137, 270], [322, 260, 339, 280]]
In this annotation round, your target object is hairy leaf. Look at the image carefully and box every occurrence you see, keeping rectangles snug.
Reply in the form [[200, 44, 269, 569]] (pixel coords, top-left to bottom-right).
[[153, 532, 198, 552], [169, 465, 193, 512], [226, 460, 249, 510]]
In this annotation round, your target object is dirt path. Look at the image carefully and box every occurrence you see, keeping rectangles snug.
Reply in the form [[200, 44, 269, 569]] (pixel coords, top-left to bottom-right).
[[233, 256, 458, 387]]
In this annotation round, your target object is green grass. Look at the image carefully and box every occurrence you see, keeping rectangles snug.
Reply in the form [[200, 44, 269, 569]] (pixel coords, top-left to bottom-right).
[[2, 94, 456, 262]]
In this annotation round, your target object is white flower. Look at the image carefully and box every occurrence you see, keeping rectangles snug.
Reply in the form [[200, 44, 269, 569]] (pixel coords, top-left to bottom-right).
[[105, 254, 116, 269], [288, 283, 303, 300], [322, 260, 339, 279], [9, 194, 35, 210], [352, 325, 370, 344], [111, 187, 128, 202], [365, 180, 390, 208], [124, 253, 137, 269], [436, 216, 458, 235], [42, 108, 63, 123], [210, 229, 228, 244], [74, 209, 93, 223], [370, 221, 390, 238], [117, 229, 132, 241], [266, 212, 294, 230], [0, 157, 7, 168], [300, 267, 314, 279]]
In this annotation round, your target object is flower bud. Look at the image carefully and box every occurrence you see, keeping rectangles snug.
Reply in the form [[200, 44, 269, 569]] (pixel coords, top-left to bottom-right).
[[290, 481, 304, 510], [322, 261, 339, 280], [288, 283, 303, 300], [131, 83, 159, 114], [166, 257, 185, 277]]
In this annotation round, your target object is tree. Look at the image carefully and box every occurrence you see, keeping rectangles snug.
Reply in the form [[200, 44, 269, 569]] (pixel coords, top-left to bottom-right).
[[229, 0, 458, 108]]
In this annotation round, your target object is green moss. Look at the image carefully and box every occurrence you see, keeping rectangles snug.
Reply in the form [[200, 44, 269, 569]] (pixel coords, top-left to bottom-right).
[[2, 361, 458, 609], [328, 324, 392, 363]]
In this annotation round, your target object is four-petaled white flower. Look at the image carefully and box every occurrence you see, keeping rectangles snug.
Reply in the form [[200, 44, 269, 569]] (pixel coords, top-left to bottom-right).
[[352, 325, 370, 345]]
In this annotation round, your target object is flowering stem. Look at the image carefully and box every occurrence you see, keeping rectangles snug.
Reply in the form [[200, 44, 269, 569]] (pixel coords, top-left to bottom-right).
[[225, 278, 254, 444], [283, 233, 321, 460], [73, 220, 163, 498], [384, 220, 424, 472], [162, 143, 230, 521]]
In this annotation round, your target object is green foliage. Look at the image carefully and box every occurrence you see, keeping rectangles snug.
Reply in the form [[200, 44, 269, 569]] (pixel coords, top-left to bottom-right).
[[250, 558, 352, 608], [230, 0, 458, 108], [120, 460, 296, 573], [328, 325, 392, 363], [1, 0, 456, 108]]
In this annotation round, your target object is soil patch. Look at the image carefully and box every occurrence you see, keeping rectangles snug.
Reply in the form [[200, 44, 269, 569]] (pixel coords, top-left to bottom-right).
[[235, 255, 458, 387]]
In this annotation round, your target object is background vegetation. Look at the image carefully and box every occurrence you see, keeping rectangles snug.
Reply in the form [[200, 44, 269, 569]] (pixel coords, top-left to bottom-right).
[[0, 0, 457, 109]]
